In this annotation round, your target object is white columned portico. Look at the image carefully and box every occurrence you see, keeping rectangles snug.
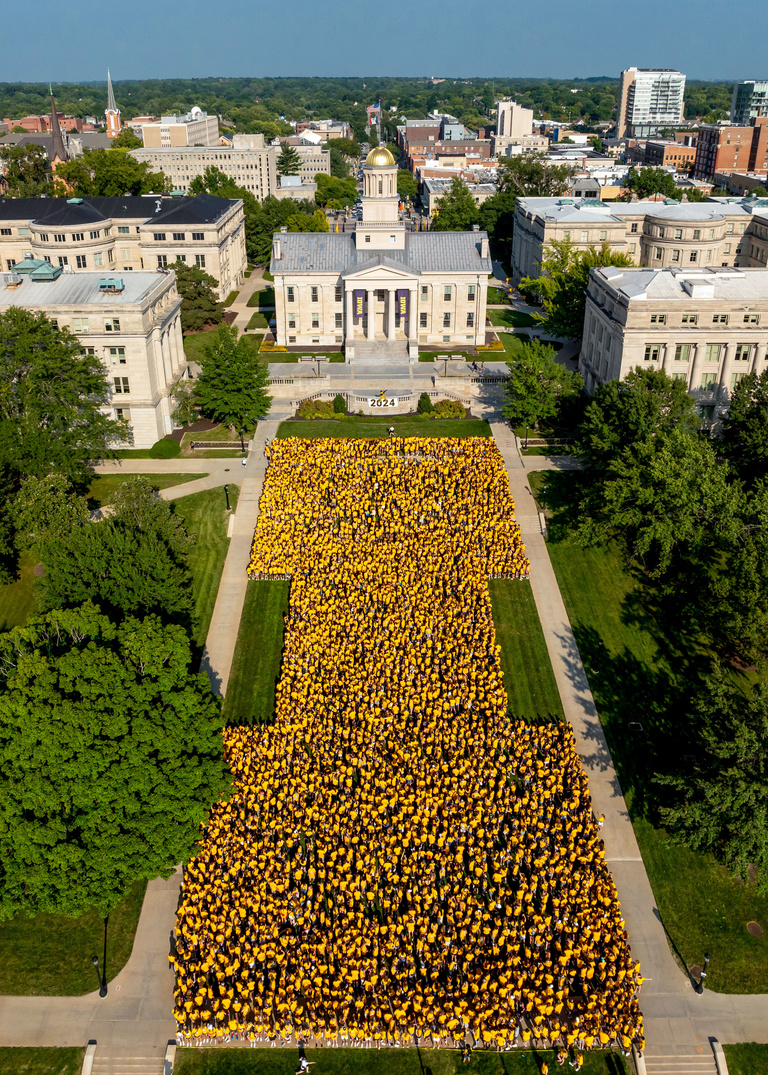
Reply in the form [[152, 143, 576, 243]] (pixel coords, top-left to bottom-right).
[[387, 289, 396, 341], [366, 289, 375, 339]]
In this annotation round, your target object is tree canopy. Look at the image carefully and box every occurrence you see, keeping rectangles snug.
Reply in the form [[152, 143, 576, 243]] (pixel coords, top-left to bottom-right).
[[277, 144, 301, 177], [109, 128, 143, 149], [314, 173, 357, 208], [521, 237, 635, 340], [719, 369, 768, 486], [194, 323, 272, 447], [0, 143, 52, 197], [396, 170, 418, 200], [624, 167, 678, 200], [431, 177, 479, 231], [502, 339, 583, 440], [12, 474, 89, 552], [0, 603, 229, 918], [170, 260, 224, 333], [496, 154, 573, 198], [55, 148, 170, 197]]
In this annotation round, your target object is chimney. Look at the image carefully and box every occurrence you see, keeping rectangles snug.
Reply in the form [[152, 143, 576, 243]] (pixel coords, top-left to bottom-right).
[[472, 224, 480, 231], [272, 236, 282, 261], [480, 234, 490, 259]]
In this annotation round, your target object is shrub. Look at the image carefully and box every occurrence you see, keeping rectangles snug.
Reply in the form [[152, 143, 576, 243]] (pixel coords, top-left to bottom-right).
[[148, 437, 181, 459], [417, 391, 434, 414], [296, 399, 336, 419], [431, 399, 465, 419], [477, 339, 505, 352], [333, 394, 347, 414]]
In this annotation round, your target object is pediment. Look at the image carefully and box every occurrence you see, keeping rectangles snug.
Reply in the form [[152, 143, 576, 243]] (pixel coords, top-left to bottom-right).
[[341, 256, 420, 281]]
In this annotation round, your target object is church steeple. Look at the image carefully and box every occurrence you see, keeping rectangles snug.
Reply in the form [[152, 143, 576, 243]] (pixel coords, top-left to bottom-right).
[[105, 70, 122, 139], [49, 87, 68, 166]]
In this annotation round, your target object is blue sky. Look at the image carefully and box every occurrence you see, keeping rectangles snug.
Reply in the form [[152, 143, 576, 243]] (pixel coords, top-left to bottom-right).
[[5, 0, 767, 82]]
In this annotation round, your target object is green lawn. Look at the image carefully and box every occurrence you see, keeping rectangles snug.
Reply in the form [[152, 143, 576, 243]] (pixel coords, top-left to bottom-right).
[[223, 580, 291, 727], [87, 473, 204, 508], [723, 1044, 768, 1075], [277, 418, 492, 439], [487, 309, 538, 328], [487, 285, 510, 305], [247, 311, 270, 330], [247, 287, 275, 308], [490, 579, 564, 722], [536, 470, 768, 993], [0, 880, 145, 995], [184, 331, 264, 365], [0, 1049, 85, 1075], [172, 485, 240, 650], [175, 1047, 627, 1075], [0, 549, 39, 632], [223, 290, 240, 307], [499, 334, 530, 359]]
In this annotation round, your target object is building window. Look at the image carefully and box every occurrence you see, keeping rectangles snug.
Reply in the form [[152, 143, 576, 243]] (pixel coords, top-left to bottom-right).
[[38, 232, 48, 242], [118, 226, 130, 235], [54, 234, 66, 243], [113, 376, 130, 394], [57, 256, 68, 267], [73, 317, 89, 332], [650, 314, 666, 324], [157, 254, 168, 268], [364, 235, 371, 243], [672, 249, 681, 262], [419, 312, 428, 328], [0, 228, 10, 236], [335, 286, 342, 302], [724, 243, 731, 254], [109, 346, 126, 363], [562, 230, 571, 239], [173, 232, 185, 241], [599, 230, 607, 241], [311, 315, 319, 329], [443, 313, 451, 328], [689, 251, 698, 263], [153, 232, 166, 241], [466, 312, 474, 328], [644, 344, 660, 362], [467, 285, 475, 300], [701, 372, 717, 388], [94, 253, 103, 267], [288, 335, 296, 343], [630, 222, 639, 233], [704, 343, 721, 362], [731, 372, 745, 390], [176, 254, 186, 263], [443, 286, 451, 301], [85, 347, 95, 355], [335, 312, 342, 328], [195, 254, 206, 267], [287, 286, 295, 303], [105, 318, 121, 332], [120, 248, 131, 261], [682, 314, 698, 324], [580, 231, 589, 242], [192, 232, 205, 241], [744, 313, 760, 323], [712, 314, 728, 324], [709, 229, 715, 240], [421, 286, 428, 301], [693, 229, 701, 240], [288, 315, 296, 328], [727, 223, 734, 233], [72, 232, 84, 242], [675, 344, 691, 362], [706, 249, 713, 262], [90, 230, 100, 239], [655, 247, 663, 260], [311, 286, 319, 302], [674, 228, 683, 240], [75, 255, 87, 269], [628, 243, 637, 254], [734, 343, 751, 361]]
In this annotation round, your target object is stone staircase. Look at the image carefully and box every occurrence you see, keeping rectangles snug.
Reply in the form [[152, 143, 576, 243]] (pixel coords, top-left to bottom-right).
[[90, 1046, 167, 1075], [349, 339, 410, 362], [642, 1047, 718, 1075]]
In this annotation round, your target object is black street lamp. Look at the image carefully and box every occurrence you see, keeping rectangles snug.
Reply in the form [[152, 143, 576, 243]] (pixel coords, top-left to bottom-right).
[[694, 952, 711, 994], [91, 954, 108, 998], [224, 484, 231, 512]]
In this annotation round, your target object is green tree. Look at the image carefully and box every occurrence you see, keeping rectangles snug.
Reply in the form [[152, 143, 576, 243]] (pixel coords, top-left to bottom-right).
[[110, 128, 143, 149], [314, 173, 357, 207], [496, 153, 573, 197], [431, 177, 480, 231], [108, 476, 195, 559], [170, 378, 200, 428], [332, 137, 362, 158], [580, 367, 699, 472], [749, 185, 768, 198], [682, 187, 707, 202], [188, 166, 262, 265], [55, 149, 170, 197], [194, 323, 271, 448], [328, 142, 352, 179], [396, 170, 418, 199], [625, 167, 678, 200], [477, 189, 518, 246], [417, 392, 434, 414], [521, 236, 634, 340], [287, 209, 329, 232], [720, 370, 768, 486], [588, 428, 741, 576], [0, 143, 52, 197], [277, 143, 301, 177], [0, 604, 229, 918], [0, 308, 124, 483], [12, 474, 89, 552], [502, 339, 583, 444], [659, 662, 768, 890], [170, 260, 224, 333]]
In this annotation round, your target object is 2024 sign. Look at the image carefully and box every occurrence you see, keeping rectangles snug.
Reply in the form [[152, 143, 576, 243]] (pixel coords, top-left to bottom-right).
[[367, 396, 399, 408]]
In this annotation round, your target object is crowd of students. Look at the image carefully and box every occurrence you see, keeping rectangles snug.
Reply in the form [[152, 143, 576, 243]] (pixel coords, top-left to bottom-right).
[[171, 437, 643, 1056]]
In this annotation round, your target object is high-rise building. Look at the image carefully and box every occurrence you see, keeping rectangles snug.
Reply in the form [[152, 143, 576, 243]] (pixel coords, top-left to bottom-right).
[[731, 81, 768, 126], [105, 70, 122, 140], [617, 68, 686, 139], [141, 108, 219, 148], [693, 117, 768, 180]]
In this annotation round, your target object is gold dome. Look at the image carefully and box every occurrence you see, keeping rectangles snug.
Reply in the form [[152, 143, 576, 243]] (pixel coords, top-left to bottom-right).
[[365, 146, 396, 167]]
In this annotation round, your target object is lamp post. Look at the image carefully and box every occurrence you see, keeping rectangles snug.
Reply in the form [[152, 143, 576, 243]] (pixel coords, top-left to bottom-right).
[[224, 484, 231, 512], [694, 952, 711, 994], [91, 954, 108, 998]]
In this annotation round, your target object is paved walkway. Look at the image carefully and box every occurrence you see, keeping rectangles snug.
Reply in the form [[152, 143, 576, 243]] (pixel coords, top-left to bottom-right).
[[490, 427, 768, 1067], [228, 270, 269, 333]]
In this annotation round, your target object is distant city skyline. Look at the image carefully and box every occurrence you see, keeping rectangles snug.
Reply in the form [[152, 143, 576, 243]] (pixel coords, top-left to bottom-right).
[[4, 0, 767, 83]]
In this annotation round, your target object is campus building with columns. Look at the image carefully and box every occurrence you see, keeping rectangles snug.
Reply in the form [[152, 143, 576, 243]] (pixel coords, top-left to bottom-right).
[[581, 264, 768, 423], [270, 146, 493, 360]]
